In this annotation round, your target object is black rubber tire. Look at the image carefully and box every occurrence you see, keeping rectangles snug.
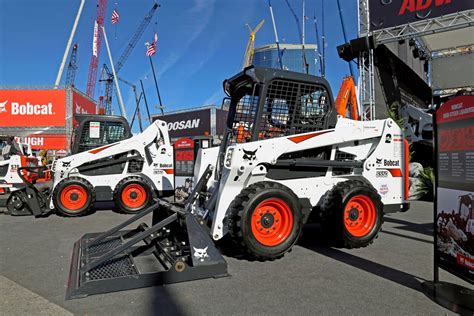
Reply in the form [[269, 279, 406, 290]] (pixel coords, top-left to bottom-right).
[[319, 179, 383, 249], [113, 176, 152, 214], [53, 177, 95, 217], [228, 181, 303, 261], [6, 190, 32, 216]]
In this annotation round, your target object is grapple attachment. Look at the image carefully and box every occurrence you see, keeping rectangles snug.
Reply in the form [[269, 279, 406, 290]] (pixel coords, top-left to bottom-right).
[[66, 200, 228, 299]]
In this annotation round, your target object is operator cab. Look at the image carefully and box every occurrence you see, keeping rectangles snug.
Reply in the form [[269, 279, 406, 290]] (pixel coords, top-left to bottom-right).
[[71, 114, 132, 154], [223, 66, 337, 144]]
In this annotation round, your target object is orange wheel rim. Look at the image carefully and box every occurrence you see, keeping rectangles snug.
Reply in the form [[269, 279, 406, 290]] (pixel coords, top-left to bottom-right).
[[344, 195, 376, 237], [251, 198, 293, 247], [121, 184, 147, 209], [60, 185, 88, 211]]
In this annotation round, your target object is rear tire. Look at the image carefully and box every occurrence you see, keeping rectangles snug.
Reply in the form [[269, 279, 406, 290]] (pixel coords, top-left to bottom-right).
[[53, 177, 95, 217], [319, 179, 383, 248], [113, 176, 152, 214], [228, 182, 303, 261]]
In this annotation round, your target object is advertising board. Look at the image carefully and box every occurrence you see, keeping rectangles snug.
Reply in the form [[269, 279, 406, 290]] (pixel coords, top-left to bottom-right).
[[435, 95, 474, 284], [0, 90, 67, 127], [369, 0, 474, 31], [72, 90, 97, 125], [15, 134, 68, 150]]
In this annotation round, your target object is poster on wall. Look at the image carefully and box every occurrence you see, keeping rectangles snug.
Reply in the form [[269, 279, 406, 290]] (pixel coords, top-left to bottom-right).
[[435, 95, 474, 284]]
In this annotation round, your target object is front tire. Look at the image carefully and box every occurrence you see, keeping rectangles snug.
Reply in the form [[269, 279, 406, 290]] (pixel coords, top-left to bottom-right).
[[113, 176, 152, 214], [228, 182, 303, 261], [53, 177, 95, 217], [320, 179, 383, 248]]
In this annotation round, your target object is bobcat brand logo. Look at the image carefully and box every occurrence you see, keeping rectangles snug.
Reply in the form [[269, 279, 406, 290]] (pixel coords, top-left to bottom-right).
[[0, 100, 54, 115], [193, 246, 209, 262], [159, 163, 172, 168], [384, 159, 400, 167], [0, 100, 7, 113], [61, 161, 71, 168], [243, 149, 257, 161], [376, 158, 383, 165], [75, 103, 90, 114]]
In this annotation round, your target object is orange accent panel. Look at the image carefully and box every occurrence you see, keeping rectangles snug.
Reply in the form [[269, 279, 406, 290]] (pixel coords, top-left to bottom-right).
[[287, 130, 333, 144], [163, 169, 174, 174], [387, 168, 403, 177], [88, 143, 117, 154]]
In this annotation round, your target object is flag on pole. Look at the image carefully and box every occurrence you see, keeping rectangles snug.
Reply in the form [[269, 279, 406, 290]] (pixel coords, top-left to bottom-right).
[[111, 9, 120, 24], [92, 20, 99, 57], [145, 33, 158, 56]]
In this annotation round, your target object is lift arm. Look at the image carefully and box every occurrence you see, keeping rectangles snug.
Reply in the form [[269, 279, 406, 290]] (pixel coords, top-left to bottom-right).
[[335, 76, 359, 120]]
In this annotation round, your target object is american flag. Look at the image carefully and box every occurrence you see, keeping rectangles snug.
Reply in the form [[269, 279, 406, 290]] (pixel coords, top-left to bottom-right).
[[111, 9, 120, 24], [146, 33, 158, 56]]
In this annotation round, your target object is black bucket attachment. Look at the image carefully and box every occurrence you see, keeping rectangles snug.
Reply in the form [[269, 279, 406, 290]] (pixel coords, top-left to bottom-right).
[[66, 200, 228, 300]]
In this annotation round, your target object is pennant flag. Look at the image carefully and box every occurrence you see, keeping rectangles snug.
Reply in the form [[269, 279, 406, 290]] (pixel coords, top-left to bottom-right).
[[145, 33, 158, 56], [111, 9, 120, 24], [92, 20, 99, 57]]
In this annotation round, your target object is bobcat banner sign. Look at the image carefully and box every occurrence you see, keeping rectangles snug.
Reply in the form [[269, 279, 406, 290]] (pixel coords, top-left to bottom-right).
[[434, 95, 474, 284], [369, 0, 474, 31], [0, 90, 67, 127]]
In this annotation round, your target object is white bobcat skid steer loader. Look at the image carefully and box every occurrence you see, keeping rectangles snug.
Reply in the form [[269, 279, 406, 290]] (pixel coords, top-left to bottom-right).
[[0, 136, 39, 211], [66, 67, 408, 299], [7, 120, 174, 217]]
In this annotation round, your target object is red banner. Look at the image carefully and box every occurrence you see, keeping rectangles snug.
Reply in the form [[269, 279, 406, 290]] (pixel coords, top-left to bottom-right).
[[72, 90, 97, 126], [0, 90, 67, 127], [15, 134, 68, 150]]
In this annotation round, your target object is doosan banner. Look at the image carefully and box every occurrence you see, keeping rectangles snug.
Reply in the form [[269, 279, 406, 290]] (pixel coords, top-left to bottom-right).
[[0, 90, 67, 127], [369, 0, 474, 31]]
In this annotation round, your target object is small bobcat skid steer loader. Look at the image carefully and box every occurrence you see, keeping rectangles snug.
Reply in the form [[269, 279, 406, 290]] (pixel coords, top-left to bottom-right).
[[66, 67, 409, 299], [7, 120, 174, 217]]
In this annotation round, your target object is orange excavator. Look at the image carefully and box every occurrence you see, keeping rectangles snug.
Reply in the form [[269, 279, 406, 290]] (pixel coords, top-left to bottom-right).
[[335, 76, 359, 121]]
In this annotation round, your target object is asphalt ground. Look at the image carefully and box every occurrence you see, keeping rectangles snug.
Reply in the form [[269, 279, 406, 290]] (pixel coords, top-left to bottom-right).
[[1, 201, 472, 315]]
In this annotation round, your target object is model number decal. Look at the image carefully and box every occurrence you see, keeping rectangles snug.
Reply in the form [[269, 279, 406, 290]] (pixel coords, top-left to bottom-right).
[[376, 170, 389, 178]]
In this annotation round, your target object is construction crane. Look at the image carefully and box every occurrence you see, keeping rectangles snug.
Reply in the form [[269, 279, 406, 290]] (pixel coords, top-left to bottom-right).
[[242, 19, 264, 69], [86, 0, 108, 98], [99, 64, 114, 115], [65, 44, 78, 87], [101, 2, 159, 114]]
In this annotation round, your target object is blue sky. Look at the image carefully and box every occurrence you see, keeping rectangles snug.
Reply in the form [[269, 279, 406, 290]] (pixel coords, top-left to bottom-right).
[[0, 0, 358, 130]]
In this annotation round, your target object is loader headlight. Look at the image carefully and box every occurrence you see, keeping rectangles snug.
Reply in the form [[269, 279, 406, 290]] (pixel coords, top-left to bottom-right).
[[224, 148, 234, 168]]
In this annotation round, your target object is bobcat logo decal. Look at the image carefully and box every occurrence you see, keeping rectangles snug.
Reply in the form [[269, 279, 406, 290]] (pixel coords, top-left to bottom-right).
[[61, 161, 71, 168], [243, 149, 257, 161], [376, 158, 382, 165], [193, 246, 209, 262], [0, 100, 7, 113]]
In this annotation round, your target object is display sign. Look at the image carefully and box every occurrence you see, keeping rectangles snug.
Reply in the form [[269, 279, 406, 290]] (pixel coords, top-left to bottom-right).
[[174, 138, 195, 177], [369, 0, 474, 31], [0, 90, 67, 127], [435, 95, 474, 284], [72, 90, 96, 115], [15, 134, 68, 150], [154, 109, 211, 139], [89, 122, 101, 139]]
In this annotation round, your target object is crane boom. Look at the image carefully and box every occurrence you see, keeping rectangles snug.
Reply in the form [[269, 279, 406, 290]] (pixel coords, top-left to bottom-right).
[[115, 2, 159, 73], [101, 2, 159, 115], [65, 44, 79, 86], [242, 19, 264, 69], [86, 0, 108, 98]]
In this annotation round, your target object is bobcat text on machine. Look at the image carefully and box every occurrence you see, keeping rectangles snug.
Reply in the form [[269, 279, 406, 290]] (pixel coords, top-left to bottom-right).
[[6, 120, 174, 217], [65, 67, 410, 299]]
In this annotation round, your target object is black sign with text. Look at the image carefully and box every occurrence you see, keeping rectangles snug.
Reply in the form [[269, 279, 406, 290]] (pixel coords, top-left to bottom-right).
[[369, 0, 474, 31], [435, 95, 474, 284]]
